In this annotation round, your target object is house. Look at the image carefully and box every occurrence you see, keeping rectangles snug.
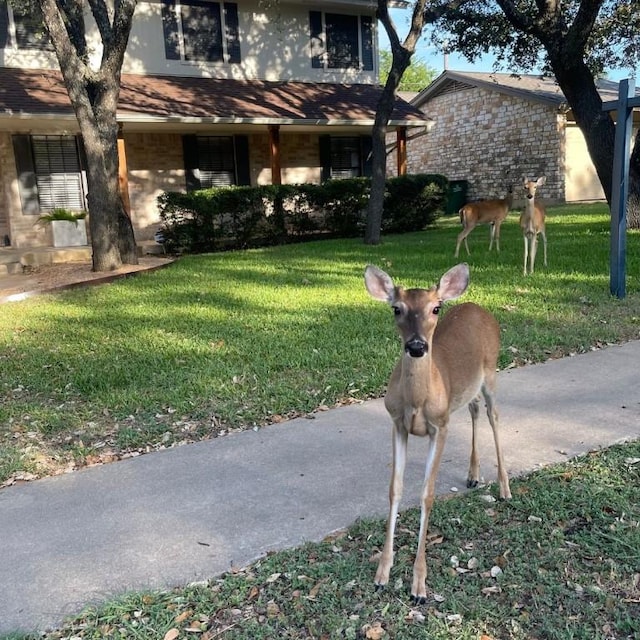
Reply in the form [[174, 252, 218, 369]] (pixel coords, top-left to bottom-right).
[[408, 70, 639, 205], [0, 0, 430, 255]]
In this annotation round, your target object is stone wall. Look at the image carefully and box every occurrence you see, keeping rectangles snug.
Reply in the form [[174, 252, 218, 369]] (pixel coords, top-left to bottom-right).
[[407, 85, 566, 205]]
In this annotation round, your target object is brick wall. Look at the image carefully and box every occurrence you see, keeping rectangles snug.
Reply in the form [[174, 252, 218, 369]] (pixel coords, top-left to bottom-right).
[[252, 132, 321, 185], [124, 131, 323, 238], [125, 132, 186, 240], [407, 86, 565, 205], [0, 132, 50, 248]]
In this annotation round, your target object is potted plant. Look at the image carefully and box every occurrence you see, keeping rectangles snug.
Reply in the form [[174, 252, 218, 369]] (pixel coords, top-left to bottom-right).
[[37, 208, 88, 247]]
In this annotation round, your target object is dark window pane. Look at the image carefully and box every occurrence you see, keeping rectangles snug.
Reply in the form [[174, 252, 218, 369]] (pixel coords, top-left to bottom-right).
[[330, 137, 361, 179], [181, 1, 223, 62], [13, 7, 52, 51], [325, 13, 358, 69], [198, 136, 236, 187]]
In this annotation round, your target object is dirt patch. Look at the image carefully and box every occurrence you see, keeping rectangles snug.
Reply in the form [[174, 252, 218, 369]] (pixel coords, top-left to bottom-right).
[[0, 256, 174, 299]]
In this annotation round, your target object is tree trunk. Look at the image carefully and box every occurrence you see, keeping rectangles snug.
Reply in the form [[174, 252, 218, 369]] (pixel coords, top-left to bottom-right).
[[550, 60, 617, 205], [364, 86, 398, 245], [75, 80, 138, 271], [40, 0, 139, 271]]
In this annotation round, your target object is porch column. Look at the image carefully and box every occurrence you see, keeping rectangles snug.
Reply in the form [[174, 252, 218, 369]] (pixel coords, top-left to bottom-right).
[[117, 124, 132, 216], [269, 125, 282, 185], [396, 126, 407, 176]]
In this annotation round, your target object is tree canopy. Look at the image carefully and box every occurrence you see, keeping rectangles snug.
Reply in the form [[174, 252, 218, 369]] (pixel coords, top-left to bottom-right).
[[379, 49, 437, 92], [429, 0, 640, 78]]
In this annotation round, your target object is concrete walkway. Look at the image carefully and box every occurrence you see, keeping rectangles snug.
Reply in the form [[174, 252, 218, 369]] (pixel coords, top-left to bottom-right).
[[1, 341, 639, 635]]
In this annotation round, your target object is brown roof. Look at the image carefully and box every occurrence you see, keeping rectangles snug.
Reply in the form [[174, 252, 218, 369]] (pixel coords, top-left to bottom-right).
[[412, 70, 638, 110], [0, 67, 429, 126]]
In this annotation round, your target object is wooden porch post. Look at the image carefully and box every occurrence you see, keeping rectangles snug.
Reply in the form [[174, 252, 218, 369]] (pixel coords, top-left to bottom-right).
[[396, 126, 407, 176], [117, 124, 132, 216], [269, 124, 282, 185]]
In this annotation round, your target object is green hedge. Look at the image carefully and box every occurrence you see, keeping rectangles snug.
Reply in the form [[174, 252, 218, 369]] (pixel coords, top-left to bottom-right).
[[157, 174, 447, 253]]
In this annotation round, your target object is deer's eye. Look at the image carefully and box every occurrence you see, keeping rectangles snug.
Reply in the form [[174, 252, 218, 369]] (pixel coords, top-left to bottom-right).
[[433, 305, 441, 315], [392, 306, 401, 316]]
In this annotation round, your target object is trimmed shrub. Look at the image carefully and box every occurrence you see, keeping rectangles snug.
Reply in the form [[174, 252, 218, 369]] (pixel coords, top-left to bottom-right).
[[157, 174, 447, 254], [383, 174, 448, 233]]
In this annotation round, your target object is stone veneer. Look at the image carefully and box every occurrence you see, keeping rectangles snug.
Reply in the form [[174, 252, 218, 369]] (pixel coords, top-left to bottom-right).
[[405, 85, 566, 205]]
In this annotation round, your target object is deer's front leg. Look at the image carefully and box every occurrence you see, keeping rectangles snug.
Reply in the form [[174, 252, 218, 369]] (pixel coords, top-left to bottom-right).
[[375, 422, 407, 589], [412, 425, 447, 603]]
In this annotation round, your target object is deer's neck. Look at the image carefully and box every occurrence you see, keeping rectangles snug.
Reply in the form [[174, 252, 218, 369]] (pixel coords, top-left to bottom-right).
[[399, 350, 440, 407], [524, 197, 536, 217]]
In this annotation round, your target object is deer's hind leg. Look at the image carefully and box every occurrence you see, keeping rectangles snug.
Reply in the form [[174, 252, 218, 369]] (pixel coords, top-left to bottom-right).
[[480, 380, 512, 500], [467, 396, 481, 488]]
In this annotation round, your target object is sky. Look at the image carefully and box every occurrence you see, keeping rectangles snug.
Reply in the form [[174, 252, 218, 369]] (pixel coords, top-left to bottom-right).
[[380, 10, 639, 86]]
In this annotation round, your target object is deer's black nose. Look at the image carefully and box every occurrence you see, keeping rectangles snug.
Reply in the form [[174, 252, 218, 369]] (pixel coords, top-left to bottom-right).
[[405, 338, 427, 358]]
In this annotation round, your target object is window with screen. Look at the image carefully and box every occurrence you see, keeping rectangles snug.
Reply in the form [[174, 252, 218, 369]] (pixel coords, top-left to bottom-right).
[[161, 0, 240, 64], [309, 11, 374, 71]]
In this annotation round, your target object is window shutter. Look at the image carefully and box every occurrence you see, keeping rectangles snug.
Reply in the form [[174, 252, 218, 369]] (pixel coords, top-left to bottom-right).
[[31, 136, 84, 211], [12, 135, 40, 215], [319, 135, 331, 183], [0, 1, 9, 48], [309, 11, 323, 69], [161, 0, 181, 60], [361, 136, 373, 177], [182, 135, 201, 191], [234, 135, 250, 185], [360, 16, 374, 71], [224, 3, 241, 64]]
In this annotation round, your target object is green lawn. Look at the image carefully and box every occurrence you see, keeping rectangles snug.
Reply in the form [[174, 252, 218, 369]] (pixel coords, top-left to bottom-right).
[[5, 442, 639, 639], [1, 202, 639, 639], [1, 202, 639, 485]]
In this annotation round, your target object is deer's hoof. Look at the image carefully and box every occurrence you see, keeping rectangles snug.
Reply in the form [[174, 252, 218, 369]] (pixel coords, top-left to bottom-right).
[[411, 594, 428, 605], [374, 583, 386, 593], [466, 478, 479, 488]]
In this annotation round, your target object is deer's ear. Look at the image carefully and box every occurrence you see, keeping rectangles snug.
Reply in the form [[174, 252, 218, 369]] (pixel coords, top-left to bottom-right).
[[537, 176, 546, 186], [437, 263, 469, 301], [364, 265, 395, 303]]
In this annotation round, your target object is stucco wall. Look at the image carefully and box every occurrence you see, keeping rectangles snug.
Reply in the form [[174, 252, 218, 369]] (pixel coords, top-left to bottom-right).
[[408, 86, 565, 205]]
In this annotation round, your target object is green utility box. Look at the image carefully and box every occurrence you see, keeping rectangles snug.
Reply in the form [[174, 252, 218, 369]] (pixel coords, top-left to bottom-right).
[[446, 180, 469, 215]]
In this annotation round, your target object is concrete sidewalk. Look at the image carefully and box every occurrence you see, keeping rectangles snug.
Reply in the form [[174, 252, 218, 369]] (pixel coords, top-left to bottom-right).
[[1, 341, 639, 634]]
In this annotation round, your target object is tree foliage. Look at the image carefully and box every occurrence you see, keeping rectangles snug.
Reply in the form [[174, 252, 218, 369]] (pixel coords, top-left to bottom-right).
[[379, 49, 437, 92], [426, 0, 640, 227]]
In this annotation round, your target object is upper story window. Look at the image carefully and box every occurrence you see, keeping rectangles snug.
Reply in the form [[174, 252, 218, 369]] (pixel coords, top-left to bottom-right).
[[0, 1, 54, 51], [309, 11, 373, 71], [161, 0, 240, 64]]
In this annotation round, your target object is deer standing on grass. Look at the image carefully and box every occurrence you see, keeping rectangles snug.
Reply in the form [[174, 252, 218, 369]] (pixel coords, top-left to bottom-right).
[[454, 186, 514, 257], [364, 263, 512, 603], [520, 176, 547, 275]]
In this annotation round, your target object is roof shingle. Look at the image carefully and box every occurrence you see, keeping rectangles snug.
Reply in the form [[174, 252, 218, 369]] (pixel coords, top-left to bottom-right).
[[0, 68, 429, 126]]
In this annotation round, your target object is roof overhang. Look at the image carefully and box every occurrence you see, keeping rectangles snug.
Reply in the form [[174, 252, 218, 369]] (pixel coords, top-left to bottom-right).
[[0, 68, 432, 133]]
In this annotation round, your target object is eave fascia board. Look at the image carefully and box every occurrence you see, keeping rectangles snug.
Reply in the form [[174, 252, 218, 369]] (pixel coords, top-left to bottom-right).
[[0, 112, 431, 129]]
